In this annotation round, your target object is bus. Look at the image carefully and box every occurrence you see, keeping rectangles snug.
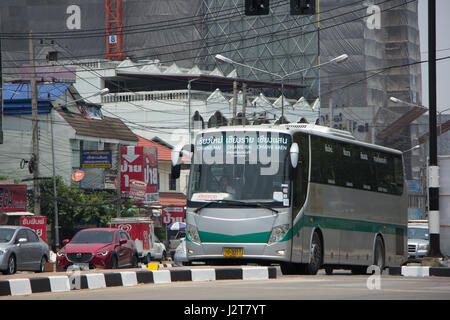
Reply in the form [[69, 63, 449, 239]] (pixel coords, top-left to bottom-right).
[[173, 124, 408, 274]]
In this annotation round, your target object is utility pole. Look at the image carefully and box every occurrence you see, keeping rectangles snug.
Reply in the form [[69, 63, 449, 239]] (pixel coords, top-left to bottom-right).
[[427, 0, 442, 258], [232, 80, 237, 125], [50, 106, 59, 249], [29, 31, 40, 215], [116, 143, 122, 217], [0, 36, 3, 145], [242, 82, 247, 126]]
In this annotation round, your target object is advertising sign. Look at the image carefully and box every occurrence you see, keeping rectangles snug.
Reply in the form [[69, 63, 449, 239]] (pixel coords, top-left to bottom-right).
[[129, 179, 147, 200], [162, 206, 185, 224], [20, 216, 47, 242], [79, 168, 104, 189], [81, 150, 112, 168], [0, 184, 27, 212], [121, 146, 158, 203], [406, 180, 422, 194]]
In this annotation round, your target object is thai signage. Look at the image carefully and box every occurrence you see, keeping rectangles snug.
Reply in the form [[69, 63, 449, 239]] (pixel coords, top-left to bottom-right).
[[81, 150, 112, 168], [0, 184, 27, 212], [121, 146, 158, 203], [20, 216, 47, 242], [162, 206, 185, 224]]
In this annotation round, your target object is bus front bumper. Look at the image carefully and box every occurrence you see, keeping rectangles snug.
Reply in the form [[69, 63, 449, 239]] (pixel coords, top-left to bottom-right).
[[186, 241, 291, 263]]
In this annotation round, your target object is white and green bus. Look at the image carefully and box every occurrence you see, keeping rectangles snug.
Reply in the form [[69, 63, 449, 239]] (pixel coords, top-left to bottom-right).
[[175, 124, 407, 274]]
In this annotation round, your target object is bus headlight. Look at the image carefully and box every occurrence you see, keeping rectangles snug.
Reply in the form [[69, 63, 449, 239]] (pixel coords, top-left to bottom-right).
[[187, 224, 201, 243], [268, 224, 290, 244]]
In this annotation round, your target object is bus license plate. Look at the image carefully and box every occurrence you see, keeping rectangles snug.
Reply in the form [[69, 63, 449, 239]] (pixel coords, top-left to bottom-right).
[[223, 248, 243, 258]]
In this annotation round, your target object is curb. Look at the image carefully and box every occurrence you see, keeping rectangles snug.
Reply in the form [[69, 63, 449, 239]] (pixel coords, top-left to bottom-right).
[[0, 266, 277, 297], [388, 266, 450, 277]]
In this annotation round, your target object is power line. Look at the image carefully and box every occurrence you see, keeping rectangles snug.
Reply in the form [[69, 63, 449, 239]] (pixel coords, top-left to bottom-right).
[[1, 0, 403, 69]]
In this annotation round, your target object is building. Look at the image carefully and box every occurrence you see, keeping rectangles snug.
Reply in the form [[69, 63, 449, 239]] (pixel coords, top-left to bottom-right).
[[0, 0, 423, 178], [71, 58, 320, 145], [0, 83, 138, 187]]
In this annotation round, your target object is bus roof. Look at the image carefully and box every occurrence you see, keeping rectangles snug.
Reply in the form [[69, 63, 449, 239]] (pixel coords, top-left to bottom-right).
[[195, 124, 403, 155]]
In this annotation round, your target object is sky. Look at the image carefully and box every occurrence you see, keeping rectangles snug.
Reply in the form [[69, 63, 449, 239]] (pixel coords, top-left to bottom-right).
[[418, 0, 450, 114]]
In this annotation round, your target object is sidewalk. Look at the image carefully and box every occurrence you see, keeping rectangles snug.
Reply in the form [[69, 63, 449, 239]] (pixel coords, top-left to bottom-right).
[[0, 265, 278, 297]]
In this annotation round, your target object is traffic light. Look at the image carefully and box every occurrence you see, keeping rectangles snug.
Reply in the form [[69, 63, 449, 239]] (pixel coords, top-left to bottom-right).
[[290, 0, 316, 15], [245, 0, 269, 16]]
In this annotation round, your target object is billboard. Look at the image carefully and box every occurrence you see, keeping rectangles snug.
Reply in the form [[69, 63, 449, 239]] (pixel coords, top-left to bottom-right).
[[0, 185, 27, 212], [121, 146, 158, 203]]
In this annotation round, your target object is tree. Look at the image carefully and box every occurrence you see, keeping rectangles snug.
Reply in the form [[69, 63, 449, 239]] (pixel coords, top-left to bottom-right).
[[35, 177, 136, 243]]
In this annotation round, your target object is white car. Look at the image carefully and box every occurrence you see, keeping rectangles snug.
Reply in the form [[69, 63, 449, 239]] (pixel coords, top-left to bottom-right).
[[408, 220, 429, 261], [151, 236, 167, 261]]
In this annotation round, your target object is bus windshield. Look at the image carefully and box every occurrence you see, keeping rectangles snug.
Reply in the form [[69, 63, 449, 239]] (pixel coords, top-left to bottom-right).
[[188, 130, 292, 206]]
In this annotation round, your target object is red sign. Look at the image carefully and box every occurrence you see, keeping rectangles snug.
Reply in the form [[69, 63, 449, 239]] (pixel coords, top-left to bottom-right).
[[129, 180, 146, 199], [110, 221, 152, 251], [20, 216, 47, 242], [121, 146, 158, 203], [162, 206, 185, 224], [0, 184, 27, 212], [72, 170, 85, 182]]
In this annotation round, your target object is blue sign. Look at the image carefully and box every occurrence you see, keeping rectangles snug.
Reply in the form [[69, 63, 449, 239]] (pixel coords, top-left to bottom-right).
[[407, 180, 422, 193], [80, 168, 104, 190], [81, 150, 112, 168]]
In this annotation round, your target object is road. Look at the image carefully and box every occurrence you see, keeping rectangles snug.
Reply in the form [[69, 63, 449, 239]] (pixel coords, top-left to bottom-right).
[[4, 271, 450, 300]]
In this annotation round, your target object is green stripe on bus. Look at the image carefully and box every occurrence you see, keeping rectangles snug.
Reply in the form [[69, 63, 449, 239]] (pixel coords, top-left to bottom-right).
[[193, 215, 406, 244], [198, 230, 271, 243], [283, 214, 406, 242]]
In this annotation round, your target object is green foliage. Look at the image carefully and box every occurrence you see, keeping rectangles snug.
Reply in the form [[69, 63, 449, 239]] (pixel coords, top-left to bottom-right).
[[34, 177, 136, 241]]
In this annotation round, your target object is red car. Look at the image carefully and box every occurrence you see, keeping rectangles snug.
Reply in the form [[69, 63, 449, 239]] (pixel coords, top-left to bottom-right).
[[56, 228, 139, 271]]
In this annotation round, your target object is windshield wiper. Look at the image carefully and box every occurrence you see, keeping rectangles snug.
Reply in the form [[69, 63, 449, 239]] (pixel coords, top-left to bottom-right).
[[193, 199, 278, 214]]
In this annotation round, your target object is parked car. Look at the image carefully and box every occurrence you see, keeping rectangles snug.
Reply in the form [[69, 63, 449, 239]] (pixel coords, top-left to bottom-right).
[[56, 228, 139, 271], [408, 220, 429, 261], [0, 226, 50, 275], [173, 237, 188, 266], [151, 235, 167, 262]]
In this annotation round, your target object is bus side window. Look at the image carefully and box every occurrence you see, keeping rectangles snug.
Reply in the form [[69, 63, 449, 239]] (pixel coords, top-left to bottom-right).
[[293, 133, 309, 212], [310, 136, 323, 183], [393, 156, 404, 195]]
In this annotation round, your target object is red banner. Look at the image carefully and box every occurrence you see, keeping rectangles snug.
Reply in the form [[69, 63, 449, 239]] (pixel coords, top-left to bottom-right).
[[20, 216, 47, 242], [162, 206, 185, 224], [0, 184, 27, 212], [121, 146, 158, 203]]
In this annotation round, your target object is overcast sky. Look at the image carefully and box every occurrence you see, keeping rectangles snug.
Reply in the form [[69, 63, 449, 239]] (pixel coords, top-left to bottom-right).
[[418, 0, 450, 113]]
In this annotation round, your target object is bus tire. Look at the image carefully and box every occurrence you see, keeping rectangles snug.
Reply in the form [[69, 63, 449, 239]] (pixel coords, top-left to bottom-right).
[[306, 231, 323, 275], [373, 236, 385, 272]]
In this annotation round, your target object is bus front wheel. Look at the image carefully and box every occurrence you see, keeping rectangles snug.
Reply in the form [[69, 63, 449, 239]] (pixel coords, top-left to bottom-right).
[[373, 236, 385, 272], [306, 231, 323, 275]]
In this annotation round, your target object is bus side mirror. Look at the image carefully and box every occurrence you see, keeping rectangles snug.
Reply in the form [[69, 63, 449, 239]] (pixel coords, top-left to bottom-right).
[[290, 143, 299, 168], [171, 143, 193, 166], [171, 164, 181, 180], [171, 143, 193, 180]]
